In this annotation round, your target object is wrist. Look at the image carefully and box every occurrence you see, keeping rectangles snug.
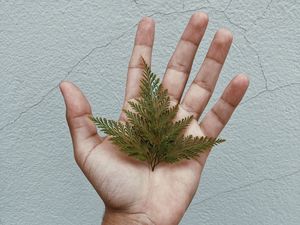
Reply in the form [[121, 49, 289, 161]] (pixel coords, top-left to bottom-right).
[[102, 208, 156, 225]]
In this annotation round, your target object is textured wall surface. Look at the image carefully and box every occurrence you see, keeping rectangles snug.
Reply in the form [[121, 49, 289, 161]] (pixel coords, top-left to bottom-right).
[[1, 0, 300, 224]]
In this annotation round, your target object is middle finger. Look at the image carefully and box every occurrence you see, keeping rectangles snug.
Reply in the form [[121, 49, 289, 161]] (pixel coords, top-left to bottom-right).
[[162, 12, 208, 103]]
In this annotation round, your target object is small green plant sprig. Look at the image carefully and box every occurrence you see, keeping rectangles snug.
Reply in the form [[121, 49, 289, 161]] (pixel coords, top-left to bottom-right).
[[90, 58, 225, 171]]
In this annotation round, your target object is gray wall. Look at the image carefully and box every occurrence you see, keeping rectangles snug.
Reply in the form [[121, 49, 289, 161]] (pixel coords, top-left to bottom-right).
[[1, 1, 300, 224]]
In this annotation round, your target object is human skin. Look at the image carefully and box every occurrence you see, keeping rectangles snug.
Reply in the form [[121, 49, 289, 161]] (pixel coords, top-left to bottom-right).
[[60, 12, 249, 225]]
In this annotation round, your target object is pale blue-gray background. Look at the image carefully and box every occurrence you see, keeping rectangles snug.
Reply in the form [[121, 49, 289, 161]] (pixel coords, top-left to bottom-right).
[[1, 0, 300, 224]]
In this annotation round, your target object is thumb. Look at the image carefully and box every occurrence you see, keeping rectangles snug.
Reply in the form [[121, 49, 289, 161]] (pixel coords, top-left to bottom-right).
[[59, 81, 102, 167]]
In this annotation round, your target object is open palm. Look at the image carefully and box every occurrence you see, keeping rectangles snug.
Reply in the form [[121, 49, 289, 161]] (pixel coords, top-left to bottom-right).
[[60, 13, 249, 225]]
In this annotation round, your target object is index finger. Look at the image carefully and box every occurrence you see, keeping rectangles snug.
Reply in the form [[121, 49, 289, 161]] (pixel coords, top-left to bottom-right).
[[124, 17, 155, 102]]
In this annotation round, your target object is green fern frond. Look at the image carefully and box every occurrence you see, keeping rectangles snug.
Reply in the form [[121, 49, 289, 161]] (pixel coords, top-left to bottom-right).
[[165, 136, 225, 163], [90, 57, 225, 171]]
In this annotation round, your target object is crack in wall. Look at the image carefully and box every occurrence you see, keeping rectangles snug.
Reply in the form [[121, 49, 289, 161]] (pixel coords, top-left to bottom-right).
[[0, 24, 136, 133], [223, 0, 274, 33], [148, 6, 247, 32], [224, 0, 233, 11], [241, 0, 277, 97], [0, 85, 57, 132], [222, 0, 248, 32], [221, 0, 275, 96], [247, 0, 274, 32], [244, 35, 269, 90], [148, 7, 208, 17], [238, 0, 276, 96], [241, 82, 300, 105], [191, 167, 300, 207]]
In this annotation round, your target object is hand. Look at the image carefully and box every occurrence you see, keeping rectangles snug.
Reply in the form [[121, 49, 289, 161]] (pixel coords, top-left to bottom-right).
[[60, 12, 249, 225]]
